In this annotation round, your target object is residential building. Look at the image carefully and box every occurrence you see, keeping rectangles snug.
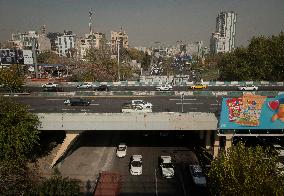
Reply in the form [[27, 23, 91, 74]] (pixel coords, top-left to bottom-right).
[[54, 31, 76, 57], [111, 29, 129, 54], [10, 30, 51, 52], [77, 32, 105, 61], [210, 11, 237, 54]]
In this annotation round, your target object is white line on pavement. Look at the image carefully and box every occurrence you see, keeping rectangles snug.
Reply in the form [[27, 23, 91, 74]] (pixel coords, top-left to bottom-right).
[[176, 102, 204, 105], [90, 104, 99, 106], [169, 98, 197, 101], [46, 99, 65, 101]]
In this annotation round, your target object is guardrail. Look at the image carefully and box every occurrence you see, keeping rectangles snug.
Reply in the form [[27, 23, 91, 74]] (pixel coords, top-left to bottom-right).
[[2, 91, 280, 97], [25, 81, 284, 87]]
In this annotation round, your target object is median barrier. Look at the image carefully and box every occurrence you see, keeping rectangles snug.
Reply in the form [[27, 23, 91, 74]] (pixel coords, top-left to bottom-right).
[[9, 91, 283, 97]]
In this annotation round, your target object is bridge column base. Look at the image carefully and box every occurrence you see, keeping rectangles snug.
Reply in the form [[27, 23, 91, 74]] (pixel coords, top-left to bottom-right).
[[50, 131, 82, 168], [213, 136, 220, 158], [225, 134, 233, 153], [205, 130, 211, 150]]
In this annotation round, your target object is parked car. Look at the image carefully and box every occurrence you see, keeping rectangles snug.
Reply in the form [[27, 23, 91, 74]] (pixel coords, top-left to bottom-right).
[[156, 84, 173, 91], [116, 143, 127, 158], [159, 156, 174, 179], [130, 155, 143, 175], [76, 82, 92, 89], [42, 82, 59, 88], [94, 85, 110, 91], [273, 144, 284, 156], [190, 84, 207, 89], [43, 87, 64, 92], [238, 85, 258, 91], [64, 98, 91, 106], [189, 165, 207, 186]]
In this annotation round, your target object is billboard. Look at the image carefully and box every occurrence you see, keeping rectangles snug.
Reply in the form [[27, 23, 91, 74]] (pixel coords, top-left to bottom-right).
[[219, 93, 284, 130]]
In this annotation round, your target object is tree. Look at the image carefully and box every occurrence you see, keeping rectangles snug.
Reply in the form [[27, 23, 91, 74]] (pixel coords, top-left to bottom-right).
[[0, 97, 40, 161], [0, 98, 41, 195], [0, 65, 24, 92], [218, 32, 284, 81], [34, 168, 81, 195], [208, 142, 284, 195]]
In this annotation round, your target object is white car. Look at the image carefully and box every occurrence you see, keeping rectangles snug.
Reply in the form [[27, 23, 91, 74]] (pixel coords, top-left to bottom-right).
[[42, 82, 59, 88], [156, 84, 173, 91], [121, 104, 152, 113], [238, 85, 258, 91], [130, 155, 143, 175], [160, 156, 174, 179], [76, 82, 92, 89], [131, 100, 153, 109], [189, 165, 207, 186], [116, 143, 127, 158], [273, 144, 284, 156]]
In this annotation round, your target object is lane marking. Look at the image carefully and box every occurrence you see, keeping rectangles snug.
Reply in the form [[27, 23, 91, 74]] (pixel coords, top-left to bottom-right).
[[176, 102, 204, 105], [210, 103, 221, 106], [169, 98, 197, 101], [90, 103, 99, 106], [46, 99, 65, 101]]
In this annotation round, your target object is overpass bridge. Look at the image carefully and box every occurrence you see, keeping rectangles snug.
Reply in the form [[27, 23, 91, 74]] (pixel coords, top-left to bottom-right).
[[37, 112, 220, 167]]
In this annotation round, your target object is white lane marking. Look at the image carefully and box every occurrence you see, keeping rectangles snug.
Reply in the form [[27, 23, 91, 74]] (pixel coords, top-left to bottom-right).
[[90, 103, 99, 106], [46, 99, 65, 101], [176, 102, 204, 105], [81, 109, 90, 112], [28, 108, 35, 111], [210, 103, 221, 106], [62, 108, 76, 111], [170, 98, 197, 101]]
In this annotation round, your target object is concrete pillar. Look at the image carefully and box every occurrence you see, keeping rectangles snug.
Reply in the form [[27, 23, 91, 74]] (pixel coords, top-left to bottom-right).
[[213, 136, 220, 158], [51, 131, 82, 168], [199, 130, 204, 140], [205, 130, 211, 150], [225, 134, 233, 153]]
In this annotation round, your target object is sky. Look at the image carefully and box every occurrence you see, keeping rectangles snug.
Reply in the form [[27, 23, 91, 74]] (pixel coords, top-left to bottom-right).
[[0, 0, 283, 47]]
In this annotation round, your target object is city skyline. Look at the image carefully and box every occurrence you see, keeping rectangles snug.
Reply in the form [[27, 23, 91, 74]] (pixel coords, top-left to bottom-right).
[[0, 0, 283, 47]]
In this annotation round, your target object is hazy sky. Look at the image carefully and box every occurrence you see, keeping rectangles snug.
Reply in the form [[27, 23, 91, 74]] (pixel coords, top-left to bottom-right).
[[0, 0, 283, 47]]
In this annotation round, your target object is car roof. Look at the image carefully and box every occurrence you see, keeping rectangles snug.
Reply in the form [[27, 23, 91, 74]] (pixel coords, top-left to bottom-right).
[[118, 143, 127, 147], [132, 155, 142, 161], [161, 156, 172, 163]]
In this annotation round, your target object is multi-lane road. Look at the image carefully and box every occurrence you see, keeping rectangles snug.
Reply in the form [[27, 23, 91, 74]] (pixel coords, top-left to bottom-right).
[[20, 85, 284, 92], [13, 96, 223, 113]]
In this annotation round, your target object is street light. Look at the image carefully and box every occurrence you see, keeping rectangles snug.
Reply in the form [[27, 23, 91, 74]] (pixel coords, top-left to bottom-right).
[[117, 41, 121, 81], [181, 93, 185, 113]]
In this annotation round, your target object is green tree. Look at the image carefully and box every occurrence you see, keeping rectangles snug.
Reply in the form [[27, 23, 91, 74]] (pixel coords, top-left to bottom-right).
[[208, 142, 284, 195], [34, 168, 81, 195], [0, 65, 24, 92], [218, 32, 284, 81], [0, 97, 40, 161]]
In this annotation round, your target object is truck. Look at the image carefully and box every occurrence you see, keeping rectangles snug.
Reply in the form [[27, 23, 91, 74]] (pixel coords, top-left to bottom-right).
[[93, 172, 122, 196]]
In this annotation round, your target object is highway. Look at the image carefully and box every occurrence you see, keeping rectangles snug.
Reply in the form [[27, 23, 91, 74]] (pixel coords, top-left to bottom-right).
[[20, 85, 284, 92], [12, 96, 223, 113]]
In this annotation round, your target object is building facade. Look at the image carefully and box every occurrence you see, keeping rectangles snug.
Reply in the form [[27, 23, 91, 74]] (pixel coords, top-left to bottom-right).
[[54, 31, 76, 57], [210, 11, 237, 54], [111, 29, 129, 54], [77, 32, 105, 61], [10, 31, 51, 52]]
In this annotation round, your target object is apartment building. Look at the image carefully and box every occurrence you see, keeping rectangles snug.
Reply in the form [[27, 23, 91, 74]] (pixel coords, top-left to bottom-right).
[[111, 29, 129, 54]]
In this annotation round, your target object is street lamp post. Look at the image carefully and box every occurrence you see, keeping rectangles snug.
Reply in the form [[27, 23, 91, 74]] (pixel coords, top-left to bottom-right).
[[117, 41, 121, 81], [181, 93, 184, 113]]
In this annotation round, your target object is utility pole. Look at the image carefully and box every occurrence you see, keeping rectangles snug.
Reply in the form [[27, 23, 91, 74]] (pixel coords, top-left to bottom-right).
[[117, 41, 120, 81], [32, 38, 39, 79], [181, 93, 184, 113]]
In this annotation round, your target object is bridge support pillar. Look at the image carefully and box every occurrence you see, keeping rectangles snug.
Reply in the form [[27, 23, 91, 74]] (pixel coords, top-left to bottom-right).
[[213, 135, 220, 158], [205, 130, 211, 150], [199, 130, 204, 140], [225, 134, 233, 153], [51, 131, 82, 168]]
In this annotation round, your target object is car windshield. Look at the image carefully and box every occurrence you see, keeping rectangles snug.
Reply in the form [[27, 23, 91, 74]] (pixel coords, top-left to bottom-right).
[[131, 161, 142, 167], [191, 167, 205, 177], [161, 163, 173, 168]]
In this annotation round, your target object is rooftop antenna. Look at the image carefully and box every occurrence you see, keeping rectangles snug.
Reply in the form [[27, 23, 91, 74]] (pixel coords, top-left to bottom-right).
[[89, 8, 93, 34]]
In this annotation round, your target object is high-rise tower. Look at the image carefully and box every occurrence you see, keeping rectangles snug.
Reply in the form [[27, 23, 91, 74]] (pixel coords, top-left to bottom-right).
[[210, 11, 237, 54]]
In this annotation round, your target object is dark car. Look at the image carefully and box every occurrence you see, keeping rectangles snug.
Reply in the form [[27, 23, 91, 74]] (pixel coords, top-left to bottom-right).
[[94, 85, 109, 91], [43, 87, 64, 92], [64, 98, 91, 106]]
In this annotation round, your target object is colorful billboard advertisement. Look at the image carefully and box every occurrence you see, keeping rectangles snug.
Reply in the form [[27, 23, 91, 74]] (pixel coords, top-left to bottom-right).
[[219, 93, 284, 130]]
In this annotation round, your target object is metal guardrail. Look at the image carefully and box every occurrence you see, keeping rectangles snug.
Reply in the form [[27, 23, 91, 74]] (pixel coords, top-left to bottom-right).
[[1, 91, 280, 97]]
